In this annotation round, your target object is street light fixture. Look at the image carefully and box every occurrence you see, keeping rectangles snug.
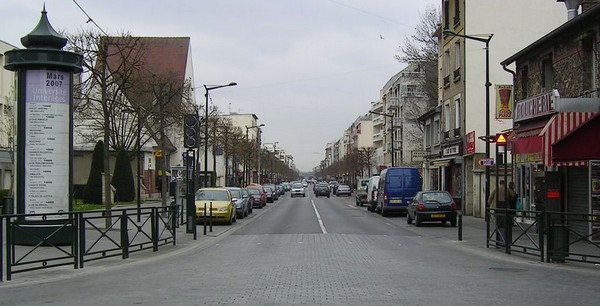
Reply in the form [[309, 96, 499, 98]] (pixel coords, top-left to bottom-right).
[[442, 29, 493, 210], [203, 82, 237, 187], [369, 110, 395, 167], [245, 124, 265, 184]]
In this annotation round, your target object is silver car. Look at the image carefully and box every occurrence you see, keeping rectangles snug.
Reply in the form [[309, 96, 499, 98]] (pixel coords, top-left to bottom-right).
[[226, 187, 252, 219], [290, 183, 306, 197]]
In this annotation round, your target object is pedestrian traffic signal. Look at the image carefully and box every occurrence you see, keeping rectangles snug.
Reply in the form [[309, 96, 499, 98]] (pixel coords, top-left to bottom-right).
[[183, 114, 200, 149]]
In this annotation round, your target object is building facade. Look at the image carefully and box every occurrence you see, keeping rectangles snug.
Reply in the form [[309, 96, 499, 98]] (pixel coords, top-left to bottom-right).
[[434, 0, 566, 216], [501, 1, 600, 237]]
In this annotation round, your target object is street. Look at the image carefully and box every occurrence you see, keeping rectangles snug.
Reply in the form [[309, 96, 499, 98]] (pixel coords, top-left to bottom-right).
[[1, 190, 598, 306]]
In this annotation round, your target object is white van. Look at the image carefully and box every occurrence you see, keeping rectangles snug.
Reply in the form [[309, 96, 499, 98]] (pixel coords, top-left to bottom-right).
[[366, 175, 380, 212]]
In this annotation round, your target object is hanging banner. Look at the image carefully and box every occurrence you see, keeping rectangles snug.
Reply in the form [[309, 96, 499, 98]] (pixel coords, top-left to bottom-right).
[[496, 84, 514, 119]]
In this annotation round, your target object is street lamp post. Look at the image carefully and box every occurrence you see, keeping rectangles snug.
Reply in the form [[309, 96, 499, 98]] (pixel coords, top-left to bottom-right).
[[245, 124, 265, 185], [203, 82, 237, 187], [369, 110, 395, 167], [443, 30, 493, 211]]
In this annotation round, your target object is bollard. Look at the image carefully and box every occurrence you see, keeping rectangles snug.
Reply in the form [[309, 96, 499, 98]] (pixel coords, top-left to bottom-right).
[[203, 203, 207, 235], [210, 202, 213, 232], [458, 213, 463, 241]]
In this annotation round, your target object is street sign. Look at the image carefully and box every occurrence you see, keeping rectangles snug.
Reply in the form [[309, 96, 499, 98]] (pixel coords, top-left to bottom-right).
[[495, 133, 508, 146], [478, 158, 495, 166]]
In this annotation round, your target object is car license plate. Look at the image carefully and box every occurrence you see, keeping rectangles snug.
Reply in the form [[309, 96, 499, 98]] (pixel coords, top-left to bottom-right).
[[431, 213, 446, 218], [390, 199, 401, 204]]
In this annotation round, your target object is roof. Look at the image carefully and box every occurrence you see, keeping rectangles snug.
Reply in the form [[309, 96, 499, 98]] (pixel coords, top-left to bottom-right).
[[501, 4, 600, 65]]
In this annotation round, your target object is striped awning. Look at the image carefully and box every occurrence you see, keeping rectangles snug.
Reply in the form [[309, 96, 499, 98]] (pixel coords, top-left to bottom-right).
[[539, 112, 595, 167]]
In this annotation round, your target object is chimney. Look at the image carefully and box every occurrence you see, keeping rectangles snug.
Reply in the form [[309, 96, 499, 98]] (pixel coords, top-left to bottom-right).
[[558, 0, 583, 20]]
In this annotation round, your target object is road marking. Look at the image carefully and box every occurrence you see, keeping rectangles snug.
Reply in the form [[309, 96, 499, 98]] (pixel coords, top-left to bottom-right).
[[311, 199, 328, 234]]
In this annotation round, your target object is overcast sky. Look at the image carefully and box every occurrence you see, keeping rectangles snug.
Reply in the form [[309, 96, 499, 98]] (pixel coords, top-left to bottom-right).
[[2, 0, 438, 172]]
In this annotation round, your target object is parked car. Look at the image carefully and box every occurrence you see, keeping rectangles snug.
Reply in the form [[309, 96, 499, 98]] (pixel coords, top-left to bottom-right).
[[290, 182, 306, 197], [314, 183, 330, 198], [264, 185, 276, 203], [264, 184, 279, 201], [366, 175, 380, 212], [194, 188, 236, 225], [407, 191, 458, 227], [355, 178, 370, 206], [246, 185, 266, 208], [376, 167, 421, 217], [226, 187, 251, 219], [335, 184, 352, 196]]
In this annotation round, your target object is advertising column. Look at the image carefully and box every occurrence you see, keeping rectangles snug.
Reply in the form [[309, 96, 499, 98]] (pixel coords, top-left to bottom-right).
[[4, 7, 82, 245]]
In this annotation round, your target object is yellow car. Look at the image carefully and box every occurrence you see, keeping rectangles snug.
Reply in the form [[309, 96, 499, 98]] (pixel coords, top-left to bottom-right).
[[195, 188, 236, 225]]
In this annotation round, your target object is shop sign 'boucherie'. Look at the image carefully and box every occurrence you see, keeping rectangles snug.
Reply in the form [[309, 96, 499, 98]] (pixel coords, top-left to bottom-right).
[[514, 91, 555, 122]]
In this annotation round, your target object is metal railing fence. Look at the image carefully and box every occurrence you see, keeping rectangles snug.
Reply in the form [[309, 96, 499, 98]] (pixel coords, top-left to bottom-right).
[[486, 208, 600, 264], [1, 205, 181, 281]]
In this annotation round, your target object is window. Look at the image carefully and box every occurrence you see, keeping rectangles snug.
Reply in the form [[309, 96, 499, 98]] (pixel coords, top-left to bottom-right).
[[453, 0, 461, 26], [453, 41, 461, 80], [454, 96, 461, 129], [444, 51, 451, 78], [541, 57, 554, 91], [444, 103, 451, 131], [406, 85, 416, 96], [444, 0, 450, 29], [581, 34, 595, 92], [520, 66, 529, 99], [425, 122, 431, 147], [433, 117, 440, 144]]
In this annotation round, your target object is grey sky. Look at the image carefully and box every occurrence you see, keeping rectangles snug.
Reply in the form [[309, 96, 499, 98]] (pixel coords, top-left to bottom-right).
[[1, 0, 437, 172]]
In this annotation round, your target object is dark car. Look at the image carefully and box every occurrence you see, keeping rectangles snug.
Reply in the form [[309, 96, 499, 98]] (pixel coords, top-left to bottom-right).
[[263, 184, 279, 201], [407, 191, 458, 227], [314, 183, 330, 198], [246, 185, 266, 208], [335, 184, 352, 196]]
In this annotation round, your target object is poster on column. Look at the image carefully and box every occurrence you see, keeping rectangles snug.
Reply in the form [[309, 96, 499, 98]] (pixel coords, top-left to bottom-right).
[[591, 160, 600, 241], [25, 69, 70, 219]]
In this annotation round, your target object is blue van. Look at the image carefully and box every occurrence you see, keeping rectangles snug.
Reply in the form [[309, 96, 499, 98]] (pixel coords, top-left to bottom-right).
[[376, 167, 422, 216]]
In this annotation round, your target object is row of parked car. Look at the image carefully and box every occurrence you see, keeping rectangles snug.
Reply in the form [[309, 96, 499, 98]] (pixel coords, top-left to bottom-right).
[[193, 183, 289, 225], [353, 167, 459, 227]]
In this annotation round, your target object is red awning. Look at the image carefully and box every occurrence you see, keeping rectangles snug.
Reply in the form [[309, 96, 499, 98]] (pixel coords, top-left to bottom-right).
[[540, 112, 595, 166], [551, 112, 600, 166], [510, 122, 546, 154]]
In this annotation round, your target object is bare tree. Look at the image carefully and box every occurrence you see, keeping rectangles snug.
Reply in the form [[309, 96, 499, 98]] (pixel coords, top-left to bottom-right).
[[67, 31, 147, 225], [395, 4, 440, 106]]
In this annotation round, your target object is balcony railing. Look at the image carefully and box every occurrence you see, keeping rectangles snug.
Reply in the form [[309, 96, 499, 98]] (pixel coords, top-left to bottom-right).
[[387, 97, 399, 110], [453, 68, 461, 81], [453, 127, 461, 138]]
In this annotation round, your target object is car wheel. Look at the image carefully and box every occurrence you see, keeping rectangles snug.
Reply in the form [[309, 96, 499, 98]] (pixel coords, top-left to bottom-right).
[[450, 218, 457, 227], [226, 213, 233, 225], [232, 211, 237, 223], [415, 214, 421, 227], [407, 214, 413, 224], [327, 195, 330, 198]]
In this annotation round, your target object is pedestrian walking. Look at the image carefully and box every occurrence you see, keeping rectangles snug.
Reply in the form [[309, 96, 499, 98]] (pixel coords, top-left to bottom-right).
[[488, 180, 516, 246]]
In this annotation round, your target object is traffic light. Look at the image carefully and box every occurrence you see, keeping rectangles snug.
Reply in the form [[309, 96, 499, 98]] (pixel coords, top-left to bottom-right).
[[183, 114, 200, 149]]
